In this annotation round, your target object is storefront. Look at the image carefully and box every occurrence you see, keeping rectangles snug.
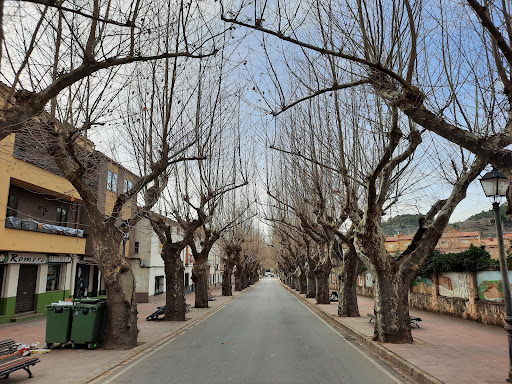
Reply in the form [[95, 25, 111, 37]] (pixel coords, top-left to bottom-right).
[[72, 256, 102, 298], [0, 252, 73, 322]]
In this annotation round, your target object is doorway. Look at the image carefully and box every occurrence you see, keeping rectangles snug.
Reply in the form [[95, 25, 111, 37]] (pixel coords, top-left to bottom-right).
[[15, 265, 38, 313], [74, 263, 90, 298]]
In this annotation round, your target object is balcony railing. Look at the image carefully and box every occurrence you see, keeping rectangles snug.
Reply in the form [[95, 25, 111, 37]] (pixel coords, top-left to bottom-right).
[[5, 216, 85, 238]]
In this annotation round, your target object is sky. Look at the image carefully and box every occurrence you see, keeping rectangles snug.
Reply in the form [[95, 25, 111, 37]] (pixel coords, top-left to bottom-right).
[[2, 0, 508, 229]]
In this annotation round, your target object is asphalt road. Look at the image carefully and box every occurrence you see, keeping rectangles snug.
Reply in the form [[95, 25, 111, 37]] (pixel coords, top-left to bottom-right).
[[101, 279, 404, 384]]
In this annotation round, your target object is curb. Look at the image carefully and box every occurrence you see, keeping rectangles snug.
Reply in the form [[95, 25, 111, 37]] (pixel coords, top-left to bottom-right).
[[280, 282, 443, 384], [77, 284, 257, 384]]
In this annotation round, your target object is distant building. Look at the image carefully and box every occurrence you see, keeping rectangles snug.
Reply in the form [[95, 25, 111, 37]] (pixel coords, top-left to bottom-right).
[[208, 242, 223, 289], [480, 234, 512, 259], [131, 216, 223, 302], [131, 216, 191, 303], [385, 230, 512, 259]]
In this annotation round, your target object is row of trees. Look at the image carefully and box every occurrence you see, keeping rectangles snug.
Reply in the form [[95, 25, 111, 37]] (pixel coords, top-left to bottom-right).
[[222, 0, 512, 343], [4, 0, 512, 347], [0, 1, 265, 349]]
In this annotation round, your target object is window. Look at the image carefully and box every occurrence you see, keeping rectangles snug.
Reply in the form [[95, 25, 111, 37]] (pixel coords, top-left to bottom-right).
[[46, 265, 61, 291], [107, 170, 118, 192], [124, 179, 133, 193], [155, 276, 164, 295], [57, 207, 68, 226], [6, 194, 18, 217], [134, 241, 139, 254]]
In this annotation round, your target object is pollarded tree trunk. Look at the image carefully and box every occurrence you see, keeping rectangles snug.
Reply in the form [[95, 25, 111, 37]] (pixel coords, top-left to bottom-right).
[[249, 267, 257, 285], [289, 274, 296, 290], [242, 270, 249, 289], [306, 272, 316, 298], [93, 228, 138, 350], [192, 260, 209, 308], [299, 273, 307, 294], [234, 266, 243, 291], [162, 245, 186, 321], [372, 263, 413, 343], [222, 266, 233, 296], [338, 247, 363, 317], [314, 268, 330, 304]]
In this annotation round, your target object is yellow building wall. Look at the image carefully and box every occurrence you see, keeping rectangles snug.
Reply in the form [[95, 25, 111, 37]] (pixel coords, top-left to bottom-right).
[[0, 134, 86, 254]]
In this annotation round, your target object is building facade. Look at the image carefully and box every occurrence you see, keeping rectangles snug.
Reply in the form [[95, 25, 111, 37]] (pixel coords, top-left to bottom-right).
[[132, 216, 224, 302], [131, 217, 191, 302], [0, 82, 139, 322], [0, 129, 86, 322]]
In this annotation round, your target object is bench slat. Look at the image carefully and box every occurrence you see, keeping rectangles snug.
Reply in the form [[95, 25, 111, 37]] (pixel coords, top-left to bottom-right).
[[0, 339, 40, 378]]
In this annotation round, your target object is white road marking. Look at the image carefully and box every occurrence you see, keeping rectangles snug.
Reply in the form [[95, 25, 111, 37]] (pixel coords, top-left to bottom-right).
[[286, 288, 402, 384]]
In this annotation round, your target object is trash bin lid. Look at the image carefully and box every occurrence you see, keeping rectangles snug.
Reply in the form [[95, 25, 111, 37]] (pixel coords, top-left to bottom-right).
[[73, 298, 106, 304]]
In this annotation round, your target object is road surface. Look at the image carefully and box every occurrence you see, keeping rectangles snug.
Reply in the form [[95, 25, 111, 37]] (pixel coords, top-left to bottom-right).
[[100, 279, 405, 384]]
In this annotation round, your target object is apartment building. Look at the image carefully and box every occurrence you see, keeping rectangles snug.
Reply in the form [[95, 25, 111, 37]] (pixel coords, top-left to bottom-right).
[[208, 242, 223, 289], [131, 216, 191, 302], [385, 230, 510, 258], [73, 150, 138, 299], [0, 83, 138, 322], [132, 216, 224, 302], [0, 130, 86, 322]]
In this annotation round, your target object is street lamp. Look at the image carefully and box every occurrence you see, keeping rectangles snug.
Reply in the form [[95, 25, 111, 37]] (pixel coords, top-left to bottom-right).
[[480, 167, 512, 382]]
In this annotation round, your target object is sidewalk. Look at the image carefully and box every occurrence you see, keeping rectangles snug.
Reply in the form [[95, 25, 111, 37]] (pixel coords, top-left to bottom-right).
[[0, 287, 246, 384], [286, 285, 507, 384]]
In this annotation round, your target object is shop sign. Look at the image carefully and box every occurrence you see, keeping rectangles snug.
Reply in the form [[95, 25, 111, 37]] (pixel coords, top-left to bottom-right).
[[0, 252, 7, 263], [48, 255, 72, 264], [7, 253, 48, 264]]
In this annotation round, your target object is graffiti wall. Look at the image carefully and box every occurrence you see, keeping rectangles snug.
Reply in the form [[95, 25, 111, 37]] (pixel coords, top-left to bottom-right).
[[438, 272, 469, 299], [411, 277, 432, 294], [476, 271, 512, 302]]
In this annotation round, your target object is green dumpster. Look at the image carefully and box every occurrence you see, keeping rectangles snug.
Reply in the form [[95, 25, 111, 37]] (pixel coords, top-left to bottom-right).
[[45, 305, 72, 347], [70, 302, 106, 350]]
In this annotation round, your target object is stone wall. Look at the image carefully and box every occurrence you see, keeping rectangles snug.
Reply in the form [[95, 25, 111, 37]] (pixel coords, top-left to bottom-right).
[[356, 271, 508, 327]]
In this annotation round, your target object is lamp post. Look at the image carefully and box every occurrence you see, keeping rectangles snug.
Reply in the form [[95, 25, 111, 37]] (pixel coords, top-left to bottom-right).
[[480, 167, 512, 382]]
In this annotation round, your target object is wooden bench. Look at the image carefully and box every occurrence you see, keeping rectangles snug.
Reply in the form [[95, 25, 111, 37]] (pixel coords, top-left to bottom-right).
[[0, 339, 40, 379], [366, 313, 422, 328]]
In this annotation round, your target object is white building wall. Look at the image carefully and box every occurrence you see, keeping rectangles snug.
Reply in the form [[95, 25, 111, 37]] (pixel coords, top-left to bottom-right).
[[64, 261, 72, 294], [5, 264, 19, 297], [133, 217, 191, 298], [35, 264, 47, 294]]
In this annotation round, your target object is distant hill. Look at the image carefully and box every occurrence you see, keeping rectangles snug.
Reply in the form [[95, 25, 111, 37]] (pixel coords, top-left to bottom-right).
[[382, 205, 512, 237], [381, 214, 423, 236], [452, 205, 512, 237]]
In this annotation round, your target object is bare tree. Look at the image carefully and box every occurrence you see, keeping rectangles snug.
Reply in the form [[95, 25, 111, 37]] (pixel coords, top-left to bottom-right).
[[0, 0, 222, 139], [221, 0, 512, 180], [222, 0, 493, 343]]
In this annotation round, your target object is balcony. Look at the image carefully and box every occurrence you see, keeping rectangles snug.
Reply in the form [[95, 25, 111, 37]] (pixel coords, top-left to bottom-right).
[[5, 216, 85, 238]]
